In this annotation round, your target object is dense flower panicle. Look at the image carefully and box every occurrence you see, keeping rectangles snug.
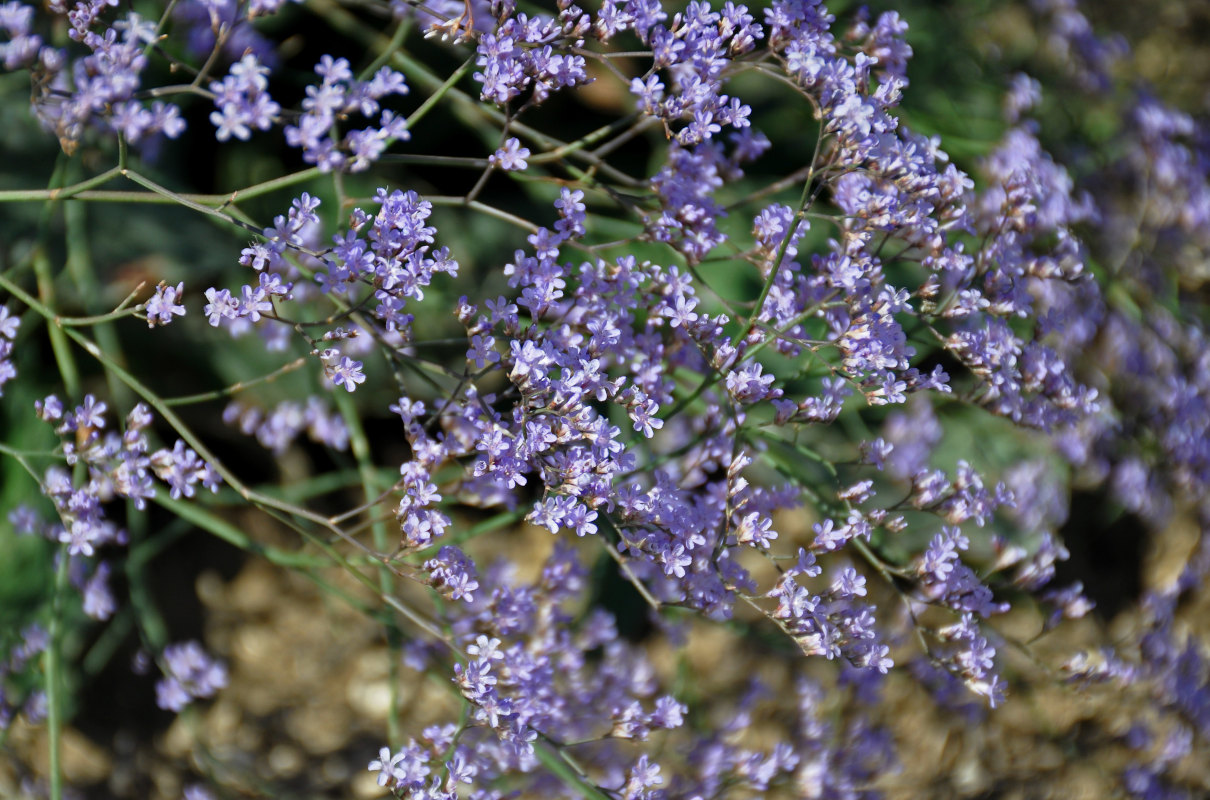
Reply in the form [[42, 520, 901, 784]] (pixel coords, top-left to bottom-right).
[[472, 5, 592, 105], [32, 396, 221, 544], [5, 0, 1210, 795], [3, 4, 186, 152], [209, 54, 280, 141], [282, 57, 411, 172]]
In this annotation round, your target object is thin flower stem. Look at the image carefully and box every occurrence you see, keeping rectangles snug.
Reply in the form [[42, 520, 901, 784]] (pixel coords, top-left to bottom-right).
[[433, 701, 473, 785], [144, 0, 182, 57], [527, 112, 643, 164], [126, 528, 171, 654], [64, 196, 136, 407], [378, 153, 490, 167], [850, 537, 912, 581], [151, 494, 333, 569], [190, 21, 230, 90], [121, 169, 262, 236], [26, 158, 80, 399], [603, 538, 661, 610], [339, 508, 401, 539], [359, 17, 412, 82], [465, 142, 501, 204], [57, 281, 146, 326], [332, 168, 348, 225], [425, 196, 542, 233], [214, 166, 325, 205], [0, 441, 56, 465], [138, 82, 213, 100], [125, 515, 196, 574], [730, 151, 819, 350], [662, 368, 717, 421], [405, 54, 477, 132], [689, 264, 742, 321], [589, 115, 660, 160], [254, 467, 398, 506], [725, 163, 814, 211], [3, 166, 322, 208], [4, 190, 184, 204], [163, 357, 309, 406], [81, 608, 136, 677], [74, 328, 447, 642], [328, 477, 405, 525]]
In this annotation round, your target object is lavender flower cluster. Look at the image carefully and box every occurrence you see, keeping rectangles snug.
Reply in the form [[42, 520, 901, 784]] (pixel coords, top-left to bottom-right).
[[2, 0, 1209, 797]]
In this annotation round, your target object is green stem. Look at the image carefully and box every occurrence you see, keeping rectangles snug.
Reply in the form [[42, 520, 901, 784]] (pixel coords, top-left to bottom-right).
[[126, 531, 170, 651], [422, 196, 539, 232], [56, 282, 145, 327], [0, 168, 323, 207], [527, 112, 641, 164], [246, 466, 396, 506], [46, 545, 71, 800], [0, 167, 122, 203], [120, 169, 258, 234], [532, 735, 614, 800], [359, 17, 412, 81], [310, 0, 640, 189], [33, 249, 80, 399], [149, 494, 332, 569], [0, 441, 44, 479], [218, 166, 324, 203], [333, 388, 403, 746], [404, 53, 477, 132], [746, 428, 838, 478], [379, 153, 490, 168], [81, 609, 135, 677]]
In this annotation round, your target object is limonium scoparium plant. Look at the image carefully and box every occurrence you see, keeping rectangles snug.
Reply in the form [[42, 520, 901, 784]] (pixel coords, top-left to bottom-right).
[[1, 0, 1209, 797]]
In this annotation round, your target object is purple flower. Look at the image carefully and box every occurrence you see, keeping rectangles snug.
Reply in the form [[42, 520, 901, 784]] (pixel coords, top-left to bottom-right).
[[0, 306, 19, 339], [209, 54, 280, 141], [155, 640, 227, 712], [367, 746, 400, 788], [424, 546, 480, 603], [202, 287, 240, 327], [324, 355, 366, 392], [144, 281, 185, 327], [82, 562, 115, 620], [489, 136, 530, 171]]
